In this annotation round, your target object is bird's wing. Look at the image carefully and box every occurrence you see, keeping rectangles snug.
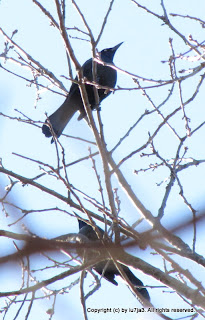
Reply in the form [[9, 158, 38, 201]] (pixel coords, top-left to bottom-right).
[[68, 58, 93, 97]]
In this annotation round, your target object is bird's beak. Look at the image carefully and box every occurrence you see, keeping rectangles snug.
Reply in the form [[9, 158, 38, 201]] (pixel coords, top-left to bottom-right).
[[111, 42, 123, 52]]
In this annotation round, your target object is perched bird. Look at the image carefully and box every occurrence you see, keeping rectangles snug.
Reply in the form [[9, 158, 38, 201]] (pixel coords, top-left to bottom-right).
[[78, 219, 150, 301], [42, 43, 123, 141]]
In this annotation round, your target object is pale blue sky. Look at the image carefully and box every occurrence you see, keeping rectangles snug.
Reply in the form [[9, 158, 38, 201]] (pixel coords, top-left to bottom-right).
[[1, 0, 205, 319]]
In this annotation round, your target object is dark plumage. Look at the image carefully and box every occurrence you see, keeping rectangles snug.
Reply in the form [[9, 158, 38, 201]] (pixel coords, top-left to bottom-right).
[[78, 220, 150, 301], [42, 43, 122, 141]]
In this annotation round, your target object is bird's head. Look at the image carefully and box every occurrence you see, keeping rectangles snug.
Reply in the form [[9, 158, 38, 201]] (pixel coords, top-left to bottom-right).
[[100, 42, 123, 63]]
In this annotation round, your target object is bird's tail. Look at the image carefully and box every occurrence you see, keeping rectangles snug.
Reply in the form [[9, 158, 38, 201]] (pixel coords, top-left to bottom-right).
[[122, 266, 150, 301], [42, 96, 78, 141]]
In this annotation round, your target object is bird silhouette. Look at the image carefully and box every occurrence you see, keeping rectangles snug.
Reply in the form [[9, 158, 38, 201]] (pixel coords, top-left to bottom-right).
[[78, 219, 150, 301], [42, 43, 122, 142]]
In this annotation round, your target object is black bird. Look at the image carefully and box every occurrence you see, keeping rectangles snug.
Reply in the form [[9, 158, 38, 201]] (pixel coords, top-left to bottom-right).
[[78, 220, 150, 301], [42, 43, 123, 141]]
